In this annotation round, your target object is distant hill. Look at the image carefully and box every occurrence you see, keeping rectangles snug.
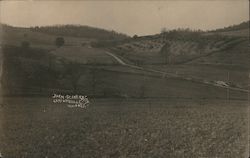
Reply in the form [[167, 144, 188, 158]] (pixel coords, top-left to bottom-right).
[[205, 21, 249, 37], [30, 25, 129, 41], [0, 24, 130, 48], [108, 28, 245, 65], [189, 40, 249, 68], [0, 24, 96, 49], [211, 21, 249, 32]]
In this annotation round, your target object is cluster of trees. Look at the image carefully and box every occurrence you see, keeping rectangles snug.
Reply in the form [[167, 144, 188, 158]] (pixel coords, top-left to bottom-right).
[[159, 27, 232, 47], [55, 37, 65, 47], [160, 28, 204, 40], [2, 44, 120, 97], [160, 20, 249, 37], [30, 25, 129, 41], [2, 45, 60, 94], [20, 37, 65, 48], [211, 21, 249, 32]]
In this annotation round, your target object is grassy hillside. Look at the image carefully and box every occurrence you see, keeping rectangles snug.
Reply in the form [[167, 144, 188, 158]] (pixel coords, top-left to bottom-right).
[[190, 40, 249, 67], [212, 21, 249, 33], [108, 32, 245, 65], [0, 24, 96, 49], [2, 44, 247, 100], [205, 21, 249, 37], [50, 46, 117, 65], [205, 29, 249, 37], [1, 22, 248, 98], [104, 21, 249, 65], [0, 24, 129, 48]]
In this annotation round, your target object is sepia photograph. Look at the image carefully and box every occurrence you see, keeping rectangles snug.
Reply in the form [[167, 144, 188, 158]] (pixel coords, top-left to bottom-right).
[[0, 0, 249, 157]]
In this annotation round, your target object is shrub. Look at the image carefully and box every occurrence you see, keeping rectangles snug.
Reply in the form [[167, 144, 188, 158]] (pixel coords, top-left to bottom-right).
[[55, 37, 65, 47], [133, 35, 138, 39]]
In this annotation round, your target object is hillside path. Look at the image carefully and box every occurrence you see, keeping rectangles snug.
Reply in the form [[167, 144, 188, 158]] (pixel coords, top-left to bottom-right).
[[105, 51, 127, 65], [104, 51, 249, 93]]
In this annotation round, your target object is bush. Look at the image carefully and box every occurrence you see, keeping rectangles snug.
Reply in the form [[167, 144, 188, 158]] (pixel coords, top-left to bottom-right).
[[133, 35, 138, 39], [55, 37, 65, 47]]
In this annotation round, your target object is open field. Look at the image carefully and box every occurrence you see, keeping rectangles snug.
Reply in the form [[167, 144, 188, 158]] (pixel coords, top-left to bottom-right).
[[0, 97, 248, 158], [95, 69, 248, 99], [144, 64, 249, 89], [51, 46, 117, 65], [0, 26, 94, 49], [2, 49, 248, 99]]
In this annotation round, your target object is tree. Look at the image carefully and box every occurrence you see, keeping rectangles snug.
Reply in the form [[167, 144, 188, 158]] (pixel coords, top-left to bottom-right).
[[55, 37, 65, 47], [133, 34, 138, 39], [161, 27, 167, 34]]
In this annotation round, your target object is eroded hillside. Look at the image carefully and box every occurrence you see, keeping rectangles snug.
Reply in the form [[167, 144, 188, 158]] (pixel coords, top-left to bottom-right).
[[109, 32, 246, 65]]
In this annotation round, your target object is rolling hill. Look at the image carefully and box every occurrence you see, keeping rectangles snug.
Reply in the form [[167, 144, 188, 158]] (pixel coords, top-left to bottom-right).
[[0, 24, 130, 49], [0, 24, 93, 49], [1, 21, 249, 97], [1, 19, 249, 158], [104, 22, 249, 90], [211, 21, 249, 33], [205, 21, 249, 37], [108, 30, 246, 65], [30, 24, 129, 41]]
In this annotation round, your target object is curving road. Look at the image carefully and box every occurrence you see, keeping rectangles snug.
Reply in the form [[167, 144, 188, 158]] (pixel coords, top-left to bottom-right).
[[105, 51, 249, 93], [105, 51, 127, 65]]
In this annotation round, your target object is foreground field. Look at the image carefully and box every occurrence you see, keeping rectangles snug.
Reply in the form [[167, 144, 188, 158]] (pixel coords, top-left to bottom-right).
[[0, 97, 248, 158]]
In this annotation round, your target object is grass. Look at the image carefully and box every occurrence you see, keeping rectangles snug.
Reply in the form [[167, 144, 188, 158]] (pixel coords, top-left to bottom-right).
[[3, 52, 248, 99], [1, 25, 94, 49], [51, 46, 117, 65], [144, 64, 249, 89], [205, 29, 249, 37], [84, 69, 248, 100], [0, 97, 248, 158], [190, 40, 249, 67], [109, 35, 243, 65]]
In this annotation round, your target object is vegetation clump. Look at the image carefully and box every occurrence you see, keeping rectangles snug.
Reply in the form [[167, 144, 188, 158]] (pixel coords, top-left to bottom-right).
[[55, 37, 65, 47]]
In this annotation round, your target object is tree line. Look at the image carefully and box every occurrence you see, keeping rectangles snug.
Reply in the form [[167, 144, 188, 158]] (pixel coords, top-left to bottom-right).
[[30, 25, 129, 41]]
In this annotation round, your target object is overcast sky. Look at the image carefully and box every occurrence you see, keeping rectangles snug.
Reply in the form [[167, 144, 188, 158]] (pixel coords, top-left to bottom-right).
[[0, 0, 249, 36]]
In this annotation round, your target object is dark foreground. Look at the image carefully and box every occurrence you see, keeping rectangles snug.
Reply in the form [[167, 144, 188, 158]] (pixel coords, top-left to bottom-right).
[[0, 97, 248, 158]]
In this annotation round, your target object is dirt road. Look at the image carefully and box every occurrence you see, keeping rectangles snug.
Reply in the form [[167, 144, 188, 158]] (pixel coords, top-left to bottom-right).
[[105, 51, 249, 93]]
